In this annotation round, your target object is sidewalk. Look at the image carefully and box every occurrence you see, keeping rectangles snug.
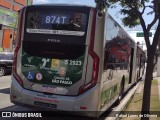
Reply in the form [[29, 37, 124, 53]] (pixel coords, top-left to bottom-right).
[[119, 72, 160, 120], [158, 79, 160, 100], [153, 72, 160, 100]]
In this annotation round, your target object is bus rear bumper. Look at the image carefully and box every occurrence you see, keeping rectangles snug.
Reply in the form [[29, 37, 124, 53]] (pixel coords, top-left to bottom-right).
[[10, 76, 100, 117]]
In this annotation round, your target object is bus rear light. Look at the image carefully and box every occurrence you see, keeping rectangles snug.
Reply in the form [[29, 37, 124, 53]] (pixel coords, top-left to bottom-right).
[[13, 70, 23, 86], [92, 53, 99, 81], [12, 95, 17, 99], [80, 106, 87, 110], [78, 54, 99, 94], [13, 8, 24, 86], [78, 9, 99, 95]]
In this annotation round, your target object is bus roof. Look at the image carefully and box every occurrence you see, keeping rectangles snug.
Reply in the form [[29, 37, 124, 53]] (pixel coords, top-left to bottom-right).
[[26, 4, 95, 9]]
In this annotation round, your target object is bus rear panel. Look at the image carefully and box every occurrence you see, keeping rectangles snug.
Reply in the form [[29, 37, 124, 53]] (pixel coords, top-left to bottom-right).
[[10, 4, 143, 117], [10, 5, 101, 117]]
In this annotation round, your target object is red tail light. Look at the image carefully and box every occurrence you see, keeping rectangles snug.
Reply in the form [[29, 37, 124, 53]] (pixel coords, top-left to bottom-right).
[[79, 9, 99, 94], [13, 9, 24, 86]]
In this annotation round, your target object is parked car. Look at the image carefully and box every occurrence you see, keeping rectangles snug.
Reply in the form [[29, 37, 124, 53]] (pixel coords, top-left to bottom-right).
[[0, 52, 14, 76]]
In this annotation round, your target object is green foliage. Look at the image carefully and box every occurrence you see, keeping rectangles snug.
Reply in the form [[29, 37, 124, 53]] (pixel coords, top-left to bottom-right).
[[95, 0, 153, 28], [111, 0, 143, 27], [95, 0, 109, 11], [121, 9, 140, 27], [120, 0, 142, 8]]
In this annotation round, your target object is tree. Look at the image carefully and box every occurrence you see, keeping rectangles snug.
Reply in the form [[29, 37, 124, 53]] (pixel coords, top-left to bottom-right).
[[95, 0, 160, 120]]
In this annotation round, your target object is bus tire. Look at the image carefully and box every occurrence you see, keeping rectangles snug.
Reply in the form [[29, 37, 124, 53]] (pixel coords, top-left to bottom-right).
[[116, 76, 125, 105], [136, 72, 139, 83]]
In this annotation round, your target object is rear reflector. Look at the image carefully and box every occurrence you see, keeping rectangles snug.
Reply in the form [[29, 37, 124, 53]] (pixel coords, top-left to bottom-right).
[[78, 9, 99, 94], [13, 8, 24, 86], [80, 106, 87, 110], [12, 95, 17, 99]]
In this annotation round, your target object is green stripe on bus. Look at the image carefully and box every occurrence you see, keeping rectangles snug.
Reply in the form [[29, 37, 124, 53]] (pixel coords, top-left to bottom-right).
[[101, 85, 118, 105]]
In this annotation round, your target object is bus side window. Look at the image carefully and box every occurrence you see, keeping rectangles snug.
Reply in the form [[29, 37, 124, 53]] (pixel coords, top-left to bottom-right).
[[142, 56, 146, 65], [104, 49, 115, 70], [104, 50, 109, 70]]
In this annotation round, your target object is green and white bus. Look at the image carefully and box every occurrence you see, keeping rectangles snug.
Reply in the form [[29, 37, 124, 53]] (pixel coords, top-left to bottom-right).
[[10, 4, 145, 117]]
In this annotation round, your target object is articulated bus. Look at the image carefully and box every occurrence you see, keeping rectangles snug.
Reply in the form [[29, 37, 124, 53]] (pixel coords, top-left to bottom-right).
[[10, 4, 145, 117]]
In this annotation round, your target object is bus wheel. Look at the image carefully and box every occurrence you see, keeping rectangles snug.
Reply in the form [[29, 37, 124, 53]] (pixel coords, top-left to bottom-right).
[[136, 72, 139, 83], [116, 76, 125, 105]]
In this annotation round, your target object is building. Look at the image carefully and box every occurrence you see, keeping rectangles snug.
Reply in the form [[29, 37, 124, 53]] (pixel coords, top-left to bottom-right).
[[0, 0, 33, 52]]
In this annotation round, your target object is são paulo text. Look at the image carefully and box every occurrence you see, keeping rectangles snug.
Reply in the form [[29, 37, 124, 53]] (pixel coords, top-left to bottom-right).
[[52, 76, 72, 85]]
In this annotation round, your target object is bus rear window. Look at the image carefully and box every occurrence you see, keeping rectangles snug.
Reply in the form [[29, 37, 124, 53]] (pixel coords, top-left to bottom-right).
[[25, 10, 88, 36], [23, 41, 86, 59]]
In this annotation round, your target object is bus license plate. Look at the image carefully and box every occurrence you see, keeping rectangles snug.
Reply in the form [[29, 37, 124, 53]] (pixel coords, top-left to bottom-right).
[[42, 86, 56, 93], [34, 101, 57, 108]]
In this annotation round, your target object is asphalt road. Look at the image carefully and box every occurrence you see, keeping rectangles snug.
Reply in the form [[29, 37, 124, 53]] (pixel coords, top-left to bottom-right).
[[0, 75, 33, 111], [0, 75, 14, 109], [0, 75, 11, 90]]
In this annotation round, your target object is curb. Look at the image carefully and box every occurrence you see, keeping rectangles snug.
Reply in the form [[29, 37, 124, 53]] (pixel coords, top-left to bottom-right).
[[105, 80, 143, 120], [0, 87, 10, 90], [157, 78, 160, 100]]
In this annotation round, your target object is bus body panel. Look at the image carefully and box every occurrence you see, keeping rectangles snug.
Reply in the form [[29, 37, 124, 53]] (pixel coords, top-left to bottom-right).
[[100, 13, 126, 109], [136, 45, 145, 80], [11, 75, 100, 117], [10, 4, 145, 117], [11, 5, 101, 116], [85, 9, 106, 112], [131, 43, 138, 84], [100, 12, 138, 110], [13, 6, 98, 96]]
